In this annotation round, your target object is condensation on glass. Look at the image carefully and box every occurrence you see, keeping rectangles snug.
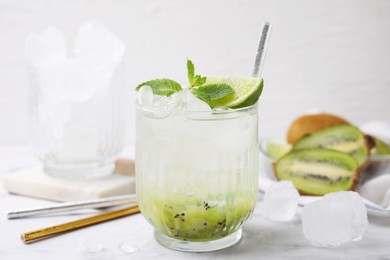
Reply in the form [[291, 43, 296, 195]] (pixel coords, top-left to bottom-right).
[[136, 103, 259, 252]]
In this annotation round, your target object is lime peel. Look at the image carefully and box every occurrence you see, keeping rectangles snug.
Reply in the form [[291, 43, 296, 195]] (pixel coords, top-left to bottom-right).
[[205, 77, 264, 108]]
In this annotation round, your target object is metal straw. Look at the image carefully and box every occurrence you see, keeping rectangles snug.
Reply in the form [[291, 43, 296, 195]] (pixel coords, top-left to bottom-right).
[[252, 22, 272, 78], [7, 194, 137, 219], [21, 205, 140, 244]]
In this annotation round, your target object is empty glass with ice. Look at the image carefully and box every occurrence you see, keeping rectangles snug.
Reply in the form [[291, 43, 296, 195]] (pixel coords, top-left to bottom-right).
[[27, 22, 126, 178]]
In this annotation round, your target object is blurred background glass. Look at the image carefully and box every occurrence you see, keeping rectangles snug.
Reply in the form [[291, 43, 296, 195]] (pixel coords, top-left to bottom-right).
[[27, 22, 127, 178]]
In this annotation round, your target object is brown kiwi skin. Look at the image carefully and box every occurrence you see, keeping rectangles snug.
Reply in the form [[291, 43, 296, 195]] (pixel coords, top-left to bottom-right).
[[364, 134, 376, 151], [272, 162, 364, 196], [286, 113, 349, 144], [362, 134, 387, 180]]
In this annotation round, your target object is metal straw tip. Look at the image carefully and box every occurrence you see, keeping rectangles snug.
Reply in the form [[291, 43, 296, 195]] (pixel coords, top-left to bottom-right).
[[252, 22, 273, 78]]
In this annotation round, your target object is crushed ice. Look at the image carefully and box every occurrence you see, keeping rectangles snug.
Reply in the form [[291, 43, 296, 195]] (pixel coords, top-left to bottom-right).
[[118, 242, 138, 254]]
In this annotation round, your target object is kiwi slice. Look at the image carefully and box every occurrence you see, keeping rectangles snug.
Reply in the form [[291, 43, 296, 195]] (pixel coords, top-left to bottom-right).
[[371, 137, 390, 155], [266, 141, 292, 159], [274, 148, 359, 196], [293, 125, 368, 167], [145, 196, 255, 241]]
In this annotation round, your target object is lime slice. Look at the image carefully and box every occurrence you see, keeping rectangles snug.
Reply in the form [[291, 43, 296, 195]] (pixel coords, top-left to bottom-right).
[[204, 77, 264, 108], [266, 141, 292, 159]]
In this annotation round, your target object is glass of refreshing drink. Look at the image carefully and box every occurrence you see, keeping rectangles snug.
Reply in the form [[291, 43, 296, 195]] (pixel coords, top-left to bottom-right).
[[135, 60, 263, 252]]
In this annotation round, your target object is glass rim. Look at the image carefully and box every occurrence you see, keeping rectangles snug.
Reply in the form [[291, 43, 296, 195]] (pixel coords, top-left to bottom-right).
[[136, 101, 258, 115]]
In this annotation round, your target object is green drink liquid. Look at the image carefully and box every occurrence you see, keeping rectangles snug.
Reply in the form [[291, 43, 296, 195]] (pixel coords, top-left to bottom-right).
[[141, 193, 256, 241]]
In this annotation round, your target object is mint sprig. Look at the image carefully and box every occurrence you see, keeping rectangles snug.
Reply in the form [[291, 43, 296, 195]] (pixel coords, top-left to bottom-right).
[[187, 59, 206, 88], [136, 79, 182, 97], [135, 59, 237, 109], [187, 59, 235, 107]]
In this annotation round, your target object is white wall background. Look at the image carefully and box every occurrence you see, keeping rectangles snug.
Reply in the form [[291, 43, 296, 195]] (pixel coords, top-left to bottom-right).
[[1, 0, 390, 145]]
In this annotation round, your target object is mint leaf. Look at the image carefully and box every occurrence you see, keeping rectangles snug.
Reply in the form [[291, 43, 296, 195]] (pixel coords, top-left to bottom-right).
[[136, 79, 182, 96], [187, 59, 207, 88], [190, 84, 234, 105], [193, 75, 207, 86], [187, 59, 195, 84]]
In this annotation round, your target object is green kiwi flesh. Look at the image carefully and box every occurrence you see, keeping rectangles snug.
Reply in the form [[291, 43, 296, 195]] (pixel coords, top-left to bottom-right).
[[274, 148, 359, 196], [141, 195, 256, 241], [293, 125, 368, 166], [371, 137, 390, 155]]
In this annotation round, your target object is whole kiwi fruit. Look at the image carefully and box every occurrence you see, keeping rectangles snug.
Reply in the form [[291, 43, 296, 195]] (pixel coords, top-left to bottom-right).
[[287, 113, 349, 144]]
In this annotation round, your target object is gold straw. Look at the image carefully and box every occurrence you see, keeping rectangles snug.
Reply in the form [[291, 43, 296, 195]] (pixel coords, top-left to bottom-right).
[[21, 205, 140, 244]]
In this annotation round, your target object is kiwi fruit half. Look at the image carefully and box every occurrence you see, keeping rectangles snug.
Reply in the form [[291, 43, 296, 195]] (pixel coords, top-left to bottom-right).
[[274, 148, 359, 195], [293, 125, 368, 167]]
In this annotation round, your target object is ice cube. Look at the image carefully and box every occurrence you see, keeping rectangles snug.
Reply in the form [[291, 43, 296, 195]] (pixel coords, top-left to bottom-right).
[[118, 242, 138, 254], [26, 27, 66, 67], [139, 90, 182, 118], [184, 89, 211, 112], [75, 21, 125, 64], [261, 180, 300, 222], [37, 59, 108, 103], [27, 22, 124, 103], [302, 191, 368, 247], [138, 86, 154, 106], [152, 91, 181, 111]]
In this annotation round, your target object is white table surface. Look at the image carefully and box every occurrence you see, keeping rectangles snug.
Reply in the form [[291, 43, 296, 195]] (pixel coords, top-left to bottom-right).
[[1, 145, 390, 260]]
